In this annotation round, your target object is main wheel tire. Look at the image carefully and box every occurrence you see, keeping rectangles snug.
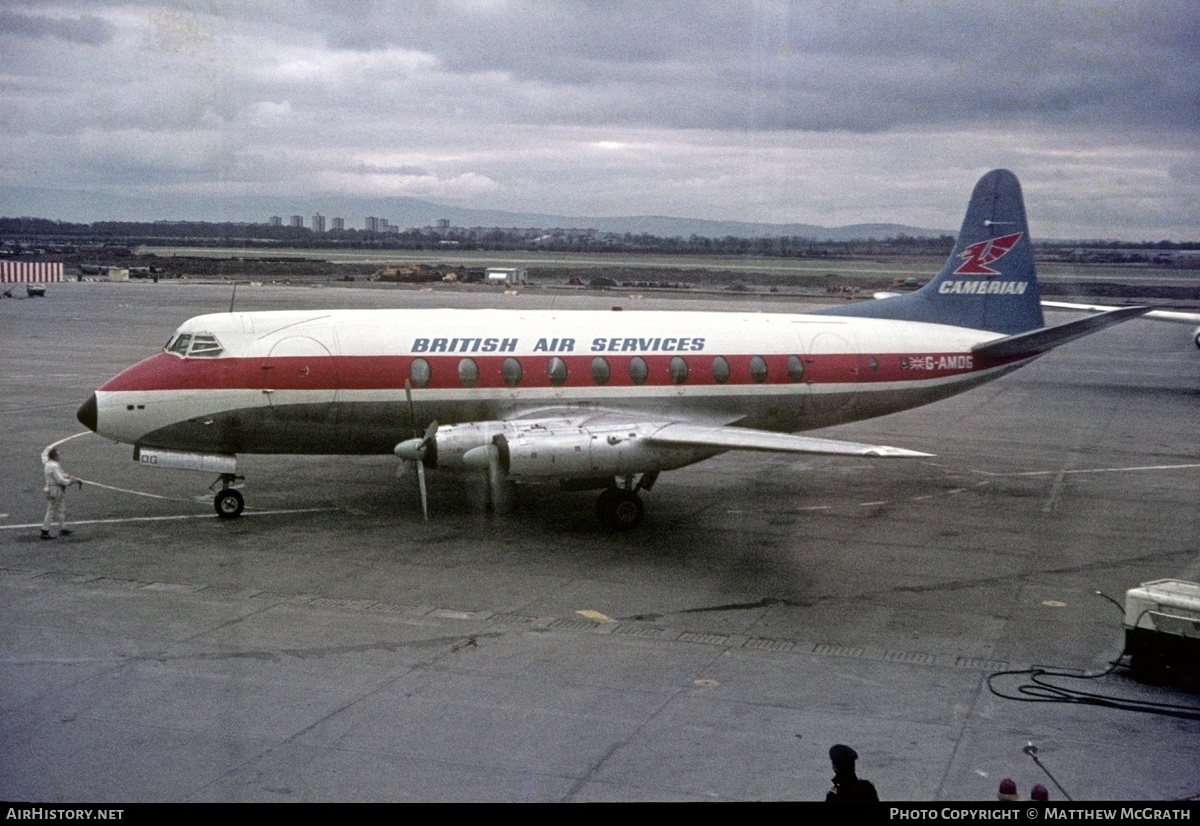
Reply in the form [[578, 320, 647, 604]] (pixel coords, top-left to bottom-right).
[[597, 488, 644, 530], [214, 488, 245, 519], [595, 488, 618, 523]]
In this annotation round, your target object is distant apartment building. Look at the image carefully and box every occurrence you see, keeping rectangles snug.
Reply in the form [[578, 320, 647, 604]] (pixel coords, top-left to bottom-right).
[[312, 213, 326, 233], [365, 217, 400, 233], [289, 215, 303, 228], [269, 216, 282, 226], [436, 219, 450, 231], [331, 217, 344, 231]]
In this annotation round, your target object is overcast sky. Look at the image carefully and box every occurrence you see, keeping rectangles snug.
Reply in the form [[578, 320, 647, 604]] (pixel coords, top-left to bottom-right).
[[1, 1, 1197, 240]]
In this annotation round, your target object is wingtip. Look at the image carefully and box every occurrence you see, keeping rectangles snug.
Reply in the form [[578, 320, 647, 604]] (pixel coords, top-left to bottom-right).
[[865, 447, 935, 458]]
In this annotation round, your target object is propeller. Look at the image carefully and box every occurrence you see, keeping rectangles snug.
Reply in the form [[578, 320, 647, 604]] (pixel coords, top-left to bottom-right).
[[463, 434, 513, 514], [394, 379, 437, 520]]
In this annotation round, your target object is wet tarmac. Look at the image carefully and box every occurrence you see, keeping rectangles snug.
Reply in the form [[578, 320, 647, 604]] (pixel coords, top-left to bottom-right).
[[2, 280, 1197, 801]]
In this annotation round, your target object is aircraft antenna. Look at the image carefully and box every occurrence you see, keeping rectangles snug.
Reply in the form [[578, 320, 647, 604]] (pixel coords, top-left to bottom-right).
[[228, 283, 237, 313]]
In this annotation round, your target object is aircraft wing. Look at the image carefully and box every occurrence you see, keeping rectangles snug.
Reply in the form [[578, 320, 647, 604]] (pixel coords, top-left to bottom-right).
[[645, 422, 933, 457], [501, 408, 930, 458], [504, 408, 932, 458]]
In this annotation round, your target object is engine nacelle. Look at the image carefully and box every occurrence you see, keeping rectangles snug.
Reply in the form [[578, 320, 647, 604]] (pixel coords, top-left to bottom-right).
[[403, 419, 718, 480], [423, 422, 506, 470], [499, 423, 712, 480]]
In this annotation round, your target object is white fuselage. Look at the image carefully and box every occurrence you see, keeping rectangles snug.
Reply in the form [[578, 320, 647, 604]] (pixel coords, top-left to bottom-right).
[[88, 308, 1026, 460]]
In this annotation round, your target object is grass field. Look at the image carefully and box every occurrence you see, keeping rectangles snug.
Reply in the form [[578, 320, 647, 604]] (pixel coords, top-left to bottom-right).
[[136, 245, 1198, 286]]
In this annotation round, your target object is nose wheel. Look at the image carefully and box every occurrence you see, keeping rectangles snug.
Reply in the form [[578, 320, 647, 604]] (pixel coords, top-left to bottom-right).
[[214, 488, 245, 518], [211, 473, 245, 519]]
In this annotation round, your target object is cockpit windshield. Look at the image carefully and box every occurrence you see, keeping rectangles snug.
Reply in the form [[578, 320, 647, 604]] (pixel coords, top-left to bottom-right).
[[164, 332, 223, 358]]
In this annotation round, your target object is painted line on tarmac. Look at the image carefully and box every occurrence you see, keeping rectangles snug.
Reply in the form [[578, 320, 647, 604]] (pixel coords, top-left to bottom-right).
[[975, 462, 1200, 478], [727, 479, 991, 515], [0, 508, 335, 530]]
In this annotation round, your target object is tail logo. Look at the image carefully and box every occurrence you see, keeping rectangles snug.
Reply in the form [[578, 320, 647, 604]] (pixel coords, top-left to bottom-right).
[[953, 232, 1023, 275]]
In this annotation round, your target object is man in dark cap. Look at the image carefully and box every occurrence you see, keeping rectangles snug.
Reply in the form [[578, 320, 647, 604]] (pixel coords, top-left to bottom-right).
[[825, 744, 879, 802], [41, 447, 81, 540]]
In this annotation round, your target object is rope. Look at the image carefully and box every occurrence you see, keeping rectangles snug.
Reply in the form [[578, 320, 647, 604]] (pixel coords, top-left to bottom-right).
[[43, 431, 212, 503], [71, 477, 202, 503]]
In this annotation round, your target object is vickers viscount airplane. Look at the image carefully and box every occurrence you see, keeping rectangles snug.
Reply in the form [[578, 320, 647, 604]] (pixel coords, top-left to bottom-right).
[[76, 170, 1147, 528]]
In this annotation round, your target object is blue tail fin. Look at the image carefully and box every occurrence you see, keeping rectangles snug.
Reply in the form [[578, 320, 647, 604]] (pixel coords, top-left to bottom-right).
[[814, 169, 1044, 334]]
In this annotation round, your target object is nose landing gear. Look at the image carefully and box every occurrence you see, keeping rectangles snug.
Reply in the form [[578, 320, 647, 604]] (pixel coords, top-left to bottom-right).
[[210, 473, 245, 518]]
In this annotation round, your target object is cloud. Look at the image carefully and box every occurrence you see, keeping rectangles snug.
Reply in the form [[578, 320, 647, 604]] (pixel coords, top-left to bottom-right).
[[0, 11, 114, 45], [0, 0, 1195, 239]]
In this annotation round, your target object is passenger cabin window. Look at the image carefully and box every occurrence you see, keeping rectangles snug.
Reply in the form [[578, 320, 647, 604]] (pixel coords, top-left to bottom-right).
[[547, 356, 568, 387], [787, 355, 805, 382], [502, 357, 523, 387], [749, 355, 768, 383], [711, 356, 730, 384], [669, 356, 689, 384], [628, 356, 648, 386], [409, 358, 431, 389], [458, 358, 479, 387], [591, 356, 610, 385]]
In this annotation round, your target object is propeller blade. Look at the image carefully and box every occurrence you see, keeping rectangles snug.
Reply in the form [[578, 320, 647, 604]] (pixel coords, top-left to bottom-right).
[[486, 445, 505, 513], [404, 379, 416, 436], [416, 458, 428, 521], [402, 378, 430, 519]]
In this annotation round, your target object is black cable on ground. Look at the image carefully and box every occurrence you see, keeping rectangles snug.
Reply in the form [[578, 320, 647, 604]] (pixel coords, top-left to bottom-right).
[[986, 664, 1200, 721]]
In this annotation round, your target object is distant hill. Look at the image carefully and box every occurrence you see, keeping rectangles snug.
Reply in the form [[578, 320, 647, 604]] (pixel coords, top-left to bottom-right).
[[0, 185, 949, 242]]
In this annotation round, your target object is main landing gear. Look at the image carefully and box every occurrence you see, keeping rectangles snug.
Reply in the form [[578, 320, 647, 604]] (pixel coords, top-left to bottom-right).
[[210, 472, 245, 519], [595, 472, 658, 530]]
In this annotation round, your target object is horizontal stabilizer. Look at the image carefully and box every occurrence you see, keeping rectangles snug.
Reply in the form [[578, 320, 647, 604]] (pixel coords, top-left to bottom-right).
[[972, 306, 1149, 360], [647, 423, 932, 458], [1044, 301, 1200, 325]]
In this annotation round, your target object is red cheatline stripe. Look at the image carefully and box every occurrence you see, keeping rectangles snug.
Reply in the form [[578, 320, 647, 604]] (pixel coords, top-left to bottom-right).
[[99, 349, 1021, 393]]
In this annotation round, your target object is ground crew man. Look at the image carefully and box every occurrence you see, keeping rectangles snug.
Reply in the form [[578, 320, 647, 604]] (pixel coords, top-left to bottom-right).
[[825, 743, 879, 803], [41, 447, 80, 539]]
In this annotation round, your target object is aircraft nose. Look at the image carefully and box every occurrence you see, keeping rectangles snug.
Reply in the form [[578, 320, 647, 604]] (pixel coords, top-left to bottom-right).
[[77, 393, 98, 432]]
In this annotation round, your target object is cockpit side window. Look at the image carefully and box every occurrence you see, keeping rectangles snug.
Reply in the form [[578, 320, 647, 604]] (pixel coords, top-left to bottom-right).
[[164, 332, 223, 358], [166, 333, 193, 356], [188, 334, 223, 357]]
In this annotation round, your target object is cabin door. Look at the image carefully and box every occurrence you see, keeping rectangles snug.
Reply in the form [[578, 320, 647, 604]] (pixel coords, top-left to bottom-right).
[[261, 334, 339, 418]]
